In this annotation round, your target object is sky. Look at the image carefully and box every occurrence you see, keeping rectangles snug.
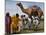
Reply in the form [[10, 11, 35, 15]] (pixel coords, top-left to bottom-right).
[[5, 0, 44, 16]]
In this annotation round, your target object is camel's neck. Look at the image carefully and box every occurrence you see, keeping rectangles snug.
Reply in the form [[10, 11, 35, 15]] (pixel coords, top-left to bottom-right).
[[19, 5, 24, 12]]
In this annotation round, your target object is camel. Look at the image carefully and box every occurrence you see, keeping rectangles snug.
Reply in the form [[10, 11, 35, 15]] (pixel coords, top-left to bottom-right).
[[16, 3, 43, 19]]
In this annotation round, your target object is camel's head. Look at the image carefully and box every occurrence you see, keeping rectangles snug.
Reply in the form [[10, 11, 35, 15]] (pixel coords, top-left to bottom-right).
[[16, 3, 22, 7]]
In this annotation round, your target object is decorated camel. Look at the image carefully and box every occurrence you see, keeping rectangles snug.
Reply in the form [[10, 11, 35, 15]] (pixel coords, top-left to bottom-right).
[[16, 3, 43, 19]]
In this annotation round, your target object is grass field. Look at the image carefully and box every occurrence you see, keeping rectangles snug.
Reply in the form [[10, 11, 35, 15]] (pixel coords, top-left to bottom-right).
[[19, 20, 44, 33]]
